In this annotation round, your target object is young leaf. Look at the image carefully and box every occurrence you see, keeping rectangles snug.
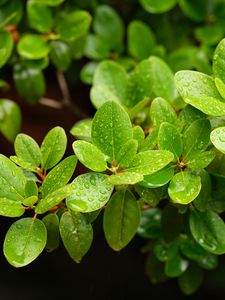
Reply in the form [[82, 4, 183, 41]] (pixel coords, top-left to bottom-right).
[[103, 190, 140, 251], [0, 154, 26, 201], [210, 126, 225, 154], [175, 71, 225, 116], [108, 172, 143, 185], [42, 213, 60, 252], [41, 126, 67, 170], [73, 141, 106, 172], [27, 1, 53, 33], [132, 126, 145, 149], [126, 150, 174, 175], [0, 30, 13, 68], [0, 198, 25, 217], [190, 209, 225, 254], [168, 172, 201, 204], [213, 38, 225, 84], [117, 139, 138, 168], [137, 208, 161, 239], [150, 97, 177, 127], [0, 99, 21, 142], [66, 173, 114, 213], [80, 61, 98, 85], [140, 0, 176, 13], [60, 211, 93, 263], [127, 20, 156, 60], [183, 118, 211, 161], [84, 34, 109, 61], [17, 34, 50, 60], [3, 218, 47, 267], [55, 10, 91, 42], [92, 101, 132, 163], [10, 156, 36, 172], [70, 119, 92, 142], [14, 133, 41, 169], [215, 77, 225, 99], [42, 155, 77, 198], [140, 128, 158, 151], [158, 122, 183, 161], [91, 61, 128, 108], [35, 184, 74, 214], [141, 166, 174, 188], [25, 180, 38, 197], [178, 265, 203, 295]]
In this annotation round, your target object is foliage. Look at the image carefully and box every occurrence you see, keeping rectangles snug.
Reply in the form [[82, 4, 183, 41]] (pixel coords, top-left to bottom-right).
[[1, 0, 225, 296]]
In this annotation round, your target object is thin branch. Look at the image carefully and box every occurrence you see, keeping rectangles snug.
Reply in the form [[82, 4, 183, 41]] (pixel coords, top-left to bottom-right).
[[39, 98, 64, 109]]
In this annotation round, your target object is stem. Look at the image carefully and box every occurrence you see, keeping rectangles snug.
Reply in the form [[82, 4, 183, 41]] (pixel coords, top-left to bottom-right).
[[39, 98, 64, 109]]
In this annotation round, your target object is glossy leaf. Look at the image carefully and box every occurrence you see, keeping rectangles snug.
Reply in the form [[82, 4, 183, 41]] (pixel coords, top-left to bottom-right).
[[190, 209, 225, 254], [188, 151, 215, 170], [42, 213, 60, 252], [117, 139, 138, 168], [0, 1, 23, 26], [27, 1, 53, 33], [60, 211, 93, 263], [168, 172, 201, 204], [213, 38, 225, 84], [175, 71, 225, 116], [84, 34, 109, 61], [73, 140, 106, 172], [25, 180, 38, 197], [0, 154, 26, 201], [108, 172, 143, 185], [165, 253, 189, 278], [126, 150, 174, 175], [0, 30, 13, 68], [140, 0, 176, 13], [42, 155, 77, 197], [127, 20, 156, 60], [35, 184, 74, 214], [70, 119, 92, 142], [158, 122, 183, 161], [215, 77, 225, 99], [150, 97, 177, 127], [154, 240, 179, 262], [137, 208, 161, 239], [10, 156, 36, 172], [0, 99, 21, 142], [132, 126, 145, 149], [103, 190, 140, 251], [178, 0, 208, 21], [66, 173, 114, 213], [3, 218, 47, 267], [193, 170, 211, 212], [210, 127, 225, 154], [41, 126, 67, 170], [31, 0, 65, 6], [14, 133, 41, 169], [178, 265, 203, 295], [183, 118, 211, 161], [141, 167, 174, 188], [0, 198, 25, 217], [80, 62, 98, 85], [17, 34, 50, 60], [55, 10, 91, 42], [92, 101, 132, 163], [50, 40, 72, 72]]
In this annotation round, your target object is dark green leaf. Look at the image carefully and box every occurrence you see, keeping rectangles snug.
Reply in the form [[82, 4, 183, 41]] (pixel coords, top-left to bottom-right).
[[165, 253, 189, 278], [146, 253, 168, 284], [0, 1, 23, 25], [178, 264, 203, 295], [141, 166, 174, 188], [31, 0, 65, 6], [140, 0, 176, 13], [50, 40, 72, 71], [178, 0, 208, 21], [188, 151, 215, 170], [42, 213, 60, 252], [193, 170, 211, 212], [137, 208, 161, 239], [0, 30, 13, 68]]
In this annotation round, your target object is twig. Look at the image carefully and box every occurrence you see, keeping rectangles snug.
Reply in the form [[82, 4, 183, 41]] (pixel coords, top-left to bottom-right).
[[39, 98, 64, 109]]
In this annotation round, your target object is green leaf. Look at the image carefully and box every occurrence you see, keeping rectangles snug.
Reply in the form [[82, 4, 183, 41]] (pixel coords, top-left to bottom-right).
[[0, 30, 13, 68], [215, 77, 225, 99], [42, 213, 60, 252], [213, 38, 225, 84], [18, 34, 50, 60], [117, 139, 138, 168], [190, 209, 225, 255], [14, 133, 41, 169], [92, 101, 132, 163], [146, 253, 168, 284], [137, 208, 161, 239], [150, 97, 177, 127], [55, 10, 91, 42], [27, 1, 53, 33], [193, 170, 211, 212], [135, 184, 166, 207], [50, 40, 72, 72], [10, 156, 36, 172], [132, 126, 145, 149], [25, 180, 38, 197], [3, 218, 47, 267], [158, 122, 183, 161], [41, 126, 67, 170], [73, 140, 106, 172], [42, 155, 77, 198], [93, 5, 124, 50], [127, 20, 156, 60], [103, 190, 140, 251], [195, 23, 224, 46], [0, 198, 25, 217], [0, 99, 21, 142], [178, 0, 209, 21], [140, 0, 176, 13], [66, 173, 114, 213], [165, 253, 189, 278], [161, 204, 183, 242], [0, 154, 26, 201], [91, 61, 128, 108], [23, 196, 38, 207], [70, 119, 92, 142], [35, 184, 73, 214], [60, 211, 93, 263], [210, 126, 225, 154], [168, 172, 201, 204], [154, 240, 179, 262], [108, 172, 143, 185], [175, 71, 225, 116], [14, 64, 45, 103], [84, 34, 109, 61], [126, 150, 174, 175], [178, 265, 203, 295], [140, 128, 158, 151], [183, 118, 211, 161], [141, 166, 174, 188], [80, 62, 98, 85], [31, 0, 65, 6], [188, 151, 215, 170], [0, 1, 23, 26]]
